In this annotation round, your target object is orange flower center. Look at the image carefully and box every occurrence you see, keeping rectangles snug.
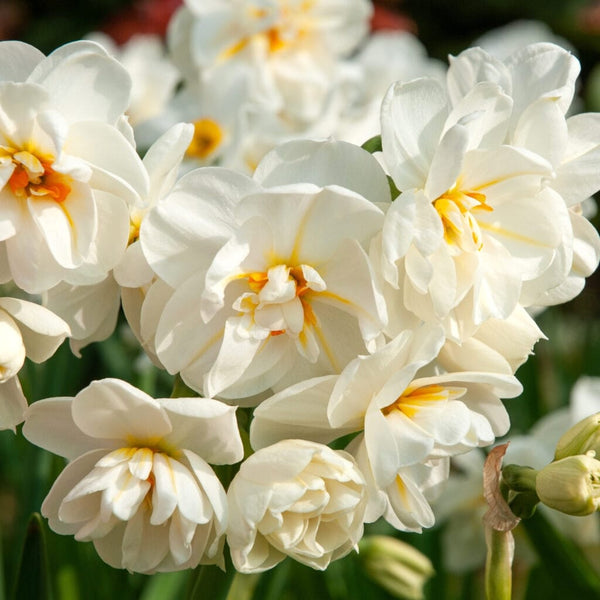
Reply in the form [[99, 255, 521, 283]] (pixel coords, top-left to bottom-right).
[[6, 149, 71, 203]]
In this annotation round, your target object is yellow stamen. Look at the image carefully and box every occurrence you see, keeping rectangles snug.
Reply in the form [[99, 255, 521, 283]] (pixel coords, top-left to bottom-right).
[[187, 118, 223, 160]]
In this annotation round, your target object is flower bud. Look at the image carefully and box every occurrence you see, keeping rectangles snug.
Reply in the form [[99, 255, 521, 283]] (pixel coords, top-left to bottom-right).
[[554, 412, 600, 460], [536, 455, 600, 516], [358, 535, 434, 600]]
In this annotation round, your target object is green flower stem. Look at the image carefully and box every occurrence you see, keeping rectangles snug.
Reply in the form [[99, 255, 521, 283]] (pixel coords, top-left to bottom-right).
[[170, 374, 199, 398], [187, 552, 236, 600], [521, 509, 600, 597], [501, 464, 538, 493], [484, 527, 513, 600]]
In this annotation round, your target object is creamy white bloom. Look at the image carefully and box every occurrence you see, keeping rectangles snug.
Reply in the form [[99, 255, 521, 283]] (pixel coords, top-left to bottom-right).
[[380, 71, 571, 331], [170, 0, 371, 122], [446, 43, 600, 308], [227, 438, 367, 572], [23, 378, 243, 573], [43, 123, 193, 355], [142, 139, 389, 400], [251, 326, 521, 528], [0, 297, 69, 430], [0, 41, 149, 294]]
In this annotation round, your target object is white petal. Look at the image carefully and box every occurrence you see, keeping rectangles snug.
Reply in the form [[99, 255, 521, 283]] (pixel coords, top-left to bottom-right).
[[0, 297, 69, 362], [72, 379, 172, 442], [23, 397, 111, 459], [381, 77, 448, 191], [160, 397, 243, 464], [254, 138, 391, 206]]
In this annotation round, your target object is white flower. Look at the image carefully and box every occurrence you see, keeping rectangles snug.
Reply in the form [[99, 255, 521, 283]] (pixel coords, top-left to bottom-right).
[[250, 325, 521, 528], [227, 438, 367, 573], [446, 43, 600, 309], [171, 0, 371, 120], [43, 122, 194, 356], [0, 41, 149, 294], [142, 138, 389, 400], [0, 297, 69, 430], [380, 72, 569, 330], [23, 378, 243, 573]]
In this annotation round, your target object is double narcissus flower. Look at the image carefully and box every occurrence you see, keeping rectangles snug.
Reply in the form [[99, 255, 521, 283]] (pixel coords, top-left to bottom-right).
[[141, 139, 389, 400], [227, 439, 367, 572], [0, 41, 148, 294], [251, 325, 522, 530], [378, 42, 600, 349], [23, 379, 243, 573]]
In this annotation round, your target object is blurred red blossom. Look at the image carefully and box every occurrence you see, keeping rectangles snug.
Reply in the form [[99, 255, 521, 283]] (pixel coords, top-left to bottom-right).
[[102, 0, 183, 44]]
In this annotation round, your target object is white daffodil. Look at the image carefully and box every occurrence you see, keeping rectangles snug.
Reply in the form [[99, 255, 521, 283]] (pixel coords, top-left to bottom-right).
[[380, 72, 570, 331], [142, 139, 389, 400], [250, 325, 522, 528], [446, 43, 600, 309], [43, 122, 194, 356], [23, 378, 243, 573], [0, 297, 69, 430], [227, 438, 367, 573], [0, 41, 149, 294], [170, 0, 371, 127], [350, 435, 448, 533]]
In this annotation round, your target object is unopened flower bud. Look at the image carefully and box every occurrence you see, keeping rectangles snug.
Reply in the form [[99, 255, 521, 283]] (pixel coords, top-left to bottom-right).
[[536, 455, 600, 516], [358, 535, 434, 600], [554, 412, 600, 460]]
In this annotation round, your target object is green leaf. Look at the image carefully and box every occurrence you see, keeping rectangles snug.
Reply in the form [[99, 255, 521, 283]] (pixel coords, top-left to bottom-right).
[[12, 513, 52, 600], [140, 572, 188, 600], [521, 509, 600, 598], [186, 552, 236, 600], [361, 135, 382, 154]]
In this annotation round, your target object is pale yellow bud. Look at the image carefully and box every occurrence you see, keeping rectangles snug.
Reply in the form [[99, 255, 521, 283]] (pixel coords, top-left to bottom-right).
[[554, 412, 600, 460], [536, 455, 600, 516], [358, 535, 434, 600]]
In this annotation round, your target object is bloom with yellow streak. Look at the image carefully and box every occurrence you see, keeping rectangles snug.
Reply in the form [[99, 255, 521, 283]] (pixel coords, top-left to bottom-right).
[[23, 378, 243, 573]]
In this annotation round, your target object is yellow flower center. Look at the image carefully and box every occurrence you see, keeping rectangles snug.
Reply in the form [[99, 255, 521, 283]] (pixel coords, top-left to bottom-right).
[[3, 147, 71, 203], [220, 0, 315, 60], [187, 118, 224, 160], [245, 265, 318, 336], [433, 183, 493, 251], [382, 383, 465, 419]]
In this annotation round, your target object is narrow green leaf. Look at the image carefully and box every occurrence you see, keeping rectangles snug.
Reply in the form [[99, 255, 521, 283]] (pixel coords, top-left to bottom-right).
[[521, 509, 600, 598], [12, 513, 52, 600], [140, 572, 188, 600], [187, 553, 235, 600]]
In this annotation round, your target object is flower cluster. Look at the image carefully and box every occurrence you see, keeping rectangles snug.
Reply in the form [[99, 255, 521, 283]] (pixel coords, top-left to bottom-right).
[[2, 0, 600, 579]]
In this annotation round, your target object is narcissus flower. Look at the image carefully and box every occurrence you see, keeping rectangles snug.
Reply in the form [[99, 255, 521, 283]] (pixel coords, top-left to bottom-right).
[[23, 378, 243, 573], [227, 438, 367, 572], [0, 297, 69, 430], [0, 40, 148, 294], [142, 139, 389, 400], [251, 325, 521, 528]]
